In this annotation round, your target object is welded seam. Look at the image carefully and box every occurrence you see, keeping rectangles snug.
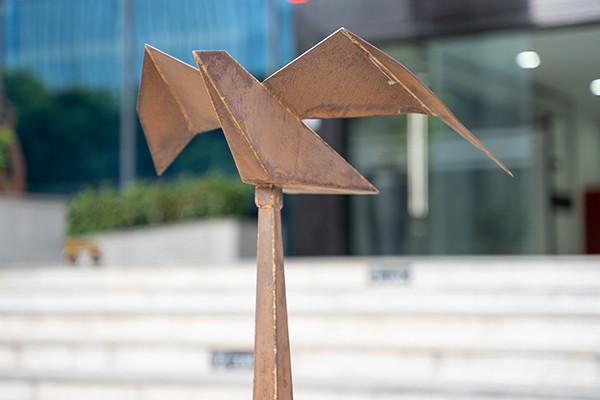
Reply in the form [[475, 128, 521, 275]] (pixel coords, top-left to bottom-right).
[[195, 57, 271, 179], [340, 30, 434, 116], [147, 48, 196, 133]]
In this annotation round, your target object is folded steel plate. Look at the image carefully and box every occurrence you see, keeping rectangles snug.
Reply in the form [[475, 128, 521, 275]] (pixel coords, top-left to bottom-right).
[[137, 27, 512, 196]]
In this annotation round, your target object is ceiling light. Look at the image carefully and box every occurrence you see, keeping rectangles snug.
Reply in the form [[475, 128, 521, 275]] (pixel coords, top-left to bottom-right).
[[590, 79, 600, 96], [516, 51, 541, 69]]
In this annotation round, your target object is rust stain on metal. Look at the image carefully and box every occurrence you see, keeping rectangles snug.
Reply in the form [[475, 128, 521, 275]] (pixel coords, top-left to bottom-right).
[[137, 27, 512, 400]]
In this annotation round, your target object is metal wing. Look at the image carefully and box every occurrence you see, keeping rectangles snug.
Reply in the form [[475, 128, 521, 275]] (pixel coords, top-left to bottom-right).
[[137, 45, 219, 175], [263, 28, 512, 176]]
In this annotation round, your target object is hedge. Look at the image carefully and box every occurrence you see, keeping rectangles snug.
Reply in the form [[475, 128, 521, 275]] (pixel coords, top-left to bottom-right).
[[68, 174, 254, 235]]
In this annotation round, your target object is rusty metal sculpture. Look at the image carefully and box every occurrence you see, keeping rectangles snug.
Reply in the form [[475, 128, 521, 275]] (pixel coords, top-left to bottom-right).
[[137, 27, 511, 400]]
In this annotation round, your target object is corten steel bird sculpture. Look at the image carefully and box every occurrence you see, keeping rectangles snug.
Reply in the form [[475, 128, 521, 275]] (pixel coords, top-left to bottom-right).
[[137, 28, 511, 400]]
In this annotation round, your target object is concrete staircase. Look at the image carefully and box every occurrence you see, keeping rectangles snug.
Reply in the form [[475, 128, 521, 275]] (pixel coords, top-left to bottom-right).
[[0, 256, 599, 400]]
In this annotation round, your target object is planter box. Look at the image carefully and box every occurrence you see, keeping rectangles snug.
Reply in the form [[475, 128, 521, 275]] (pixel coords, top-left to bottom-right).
[[0, 194, 66, 264], [85, 218, 257, 266]]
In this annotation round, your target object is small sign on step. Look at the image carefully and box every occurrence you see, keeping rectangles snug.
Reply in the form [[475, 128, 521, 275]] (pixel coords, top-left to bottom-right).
[[370, 266, 411, 284], [212, 351, 254, 370]]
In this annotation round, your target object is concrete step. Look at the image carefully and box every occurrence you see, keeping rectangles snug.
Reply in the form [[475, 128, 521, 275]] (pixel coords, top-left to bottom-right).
[[0, 370, 598, 400], [0, 313, 598, 352], [0, 289, 599, 316], [1, 257, 599, 292], [1, 257, 599, 399], [0, 341, 597, 388]]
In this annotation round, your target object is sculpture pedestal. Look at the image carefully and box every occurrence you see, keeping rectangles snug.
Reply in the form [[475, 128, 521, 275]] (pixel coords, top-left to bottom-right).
[[253, 185, 293, 400]]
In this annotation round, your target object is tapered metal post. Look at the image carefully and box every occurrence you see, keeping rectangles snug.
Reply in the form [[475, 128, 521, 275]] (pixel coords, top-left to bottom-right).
[[253, 185, 293, 400]]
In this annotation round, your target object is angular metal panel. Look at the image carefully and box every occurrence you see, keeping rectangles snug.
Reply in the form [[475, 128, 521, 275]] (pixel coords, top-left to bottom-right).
[[264, 28, 512, 176], [137, 45, 219, 175], [195, 50, 378, 195]]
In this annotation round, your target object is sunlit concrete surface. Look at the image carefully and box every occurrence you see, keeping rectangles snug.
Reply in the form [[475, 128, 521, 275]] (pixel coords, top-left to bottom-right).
[[0, 196, 66, 264], [84, 218, 256, 265], [0, 256, 598, 400]]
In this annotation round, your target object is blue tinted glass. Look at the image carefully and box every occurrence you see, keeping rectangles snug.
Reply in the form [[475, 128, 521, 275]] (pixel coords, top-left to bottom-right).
[[3, 0, 294, 90]]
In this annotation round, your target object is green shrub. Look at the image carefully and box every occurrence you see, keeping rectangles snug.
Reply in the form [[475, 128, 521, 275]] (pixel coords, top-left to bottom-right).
[[68, 174, 254, 235]]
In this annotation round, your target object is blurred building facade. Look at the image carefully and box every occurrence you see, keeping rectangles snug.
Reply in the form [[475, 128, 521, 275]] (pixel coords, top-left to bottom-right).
[[1, 0, 599, 257], [288, 0, 600, 256], [0, 0, 294, 191]]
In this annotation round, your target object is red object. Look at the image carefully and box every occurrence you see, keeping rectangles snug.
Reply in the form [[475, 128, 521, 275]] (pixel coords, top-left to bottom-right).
[[585, 188, 600, 254], [287, 0, 310, 4]]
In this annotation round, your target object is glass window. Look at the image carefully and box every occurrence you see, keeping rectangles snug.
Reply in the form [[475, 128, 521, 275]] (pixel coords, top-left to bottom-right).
[[347, 27, 600, 255], [349, 26, 600, 255]]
